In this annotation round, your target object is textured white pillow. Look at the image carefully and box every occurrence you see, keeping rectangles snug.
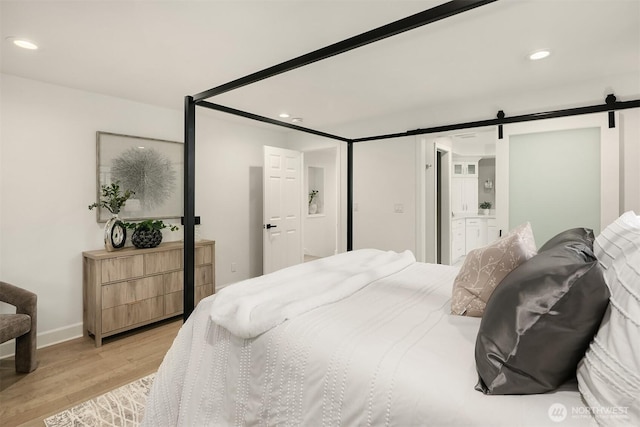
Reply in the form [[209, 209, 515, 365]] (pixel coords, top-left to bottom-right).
[[450, 222, 537, 317], [577, 211, 640, 427]]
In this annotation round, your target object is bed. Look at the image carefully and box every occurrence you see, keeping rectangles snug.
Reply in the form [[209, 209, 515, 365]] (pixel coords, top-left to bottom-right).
[[142, 212, 640, 426]]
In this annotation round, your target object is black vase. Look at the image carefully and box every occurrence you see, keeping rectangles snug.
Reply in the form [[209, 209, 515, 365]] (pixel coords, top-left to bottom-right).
[[132, 229, 163, 248]]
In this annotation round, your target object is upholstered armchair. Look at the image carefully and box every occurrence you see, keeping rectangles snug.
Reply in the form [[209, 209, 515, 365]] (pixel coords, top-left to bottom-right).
[[0, 281, 38, 372]]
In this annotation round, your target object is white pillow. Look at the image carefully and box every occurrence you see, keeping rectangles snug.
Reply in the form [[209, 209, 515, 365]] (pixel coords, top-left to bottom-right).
[[577, 211, 640, 427]]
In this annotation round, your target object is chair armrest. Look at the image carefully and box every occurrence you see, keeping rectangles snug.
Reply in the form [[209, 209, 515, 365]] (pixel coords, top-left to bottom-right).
[[0, 281, 37, 317]]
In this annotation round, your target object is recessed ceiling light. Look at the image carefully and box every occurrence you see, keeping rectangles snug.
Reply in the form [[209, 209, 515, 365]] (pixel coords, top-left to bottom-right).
[[529, 50, 550, 61], [291, 118, 304, 124], [279, 113, 290, 118], [6, 37, 39, 50]]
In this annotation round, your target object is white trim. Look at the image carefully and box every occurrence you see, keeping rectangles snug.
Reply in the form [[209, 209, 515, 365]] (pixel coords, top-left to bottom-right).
[[415, 136, 426, 262], [0, 322, 83, 359]]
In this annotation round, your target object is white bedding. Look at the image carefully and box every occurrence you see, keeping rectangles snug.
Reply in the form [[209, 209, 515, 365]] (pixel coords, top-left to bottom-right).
[[211, 249, 415, 339], [143, 260, 596, 426]]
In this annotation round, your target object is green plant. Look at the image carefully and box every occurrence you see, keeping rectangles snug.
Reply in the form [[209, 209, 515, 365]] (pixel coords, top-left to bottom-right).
[[122, 219, 179, 232], [480, 201, 492, 209], [88, 181, 134, 215], [309, 189, 318, 205]]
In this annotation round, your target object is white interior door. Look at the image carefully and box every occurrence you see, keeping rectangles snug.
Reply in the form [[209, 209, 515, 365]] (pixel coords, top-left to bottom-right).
[[263, 146, 303, 274]]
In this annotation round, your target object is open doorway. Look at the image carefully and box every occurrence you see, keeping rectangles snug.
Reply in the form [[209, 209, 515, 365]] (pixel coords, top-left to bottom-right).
[[418, 129, 496, 265], [420, 137, 452, 264]]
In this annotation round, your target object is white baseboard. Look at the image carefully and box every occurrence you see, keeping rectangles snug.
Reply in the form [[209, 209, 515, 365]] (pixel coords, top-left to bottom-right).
[[0, 322, 84, 359]]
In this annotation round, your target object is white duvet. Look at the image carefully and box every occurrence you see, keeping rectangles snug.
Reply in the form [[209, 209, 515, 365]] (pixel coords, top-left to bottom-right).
[[211, 249, 415, 339], [143, 252, 595, 426]]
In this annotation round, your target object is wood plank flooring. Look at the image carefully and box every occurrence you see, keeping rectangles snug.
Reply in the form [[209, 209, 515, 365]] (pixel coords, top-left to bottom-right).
[[0, 318, 182, 427]]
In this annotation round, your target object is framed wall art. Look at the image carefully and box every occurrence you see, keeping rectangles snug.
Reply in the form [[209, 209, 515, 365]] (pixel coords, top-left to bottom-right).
[[95, 131, 183, 222]]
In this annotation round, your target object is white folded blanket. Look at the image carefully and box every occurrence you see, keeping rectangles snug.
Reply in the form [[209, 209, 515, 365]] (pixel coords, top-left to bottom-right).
[[210, 249, 416, 338]]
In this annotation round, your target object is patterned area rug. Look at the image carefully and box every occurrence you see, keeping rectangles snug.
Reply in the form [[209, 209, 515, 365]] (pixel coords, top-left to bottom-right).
[[44, 373, 154, 427]]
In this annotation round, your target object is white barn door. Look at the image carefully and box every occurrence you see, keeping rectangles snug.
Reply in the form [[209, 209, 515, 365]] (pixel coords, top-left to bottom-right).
[[496, 113, 619, 245], [263, 146, 303, 274]]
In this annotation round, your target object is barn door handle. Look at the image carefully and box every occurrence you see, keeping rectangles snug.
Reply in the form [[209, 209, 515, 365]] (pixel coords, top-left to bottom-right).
[[264, 224, 277, 229]]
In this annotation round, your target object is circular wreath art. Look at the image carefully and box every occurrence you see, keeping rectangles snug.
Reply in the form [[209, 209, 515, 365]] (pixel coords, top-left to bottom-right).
[[111, 147, 176, 210]]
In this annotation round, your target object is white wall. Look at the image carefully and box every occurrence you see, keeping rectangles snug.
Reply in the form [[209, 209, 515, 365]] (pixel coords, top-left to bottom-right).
[[352, 136, 416, 253], [0, 74, 287, 353]]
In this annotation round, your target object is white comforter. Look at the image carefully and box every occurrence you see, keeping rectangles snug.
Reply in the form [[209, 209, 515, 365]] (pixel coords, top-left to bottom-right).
[[143, 255, 595, 426], [211, 249, 415, 339]]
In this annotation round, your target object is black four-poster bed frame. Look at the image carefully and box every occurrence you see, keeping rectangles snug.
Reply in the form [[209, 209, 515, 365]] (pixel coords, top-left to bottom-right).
[[181, 0, 640, 321]]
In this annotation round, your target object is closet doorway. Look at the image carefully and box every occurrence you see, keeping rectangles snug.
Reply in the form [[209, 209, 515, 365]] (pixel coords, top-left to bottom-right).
[[420, 137, 452, 264]]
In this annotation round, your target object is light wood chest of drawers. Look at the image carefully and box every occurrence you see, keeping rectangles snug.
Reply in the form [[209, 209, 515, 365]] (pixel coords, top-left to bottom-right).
[[83, 240, 215, 346]]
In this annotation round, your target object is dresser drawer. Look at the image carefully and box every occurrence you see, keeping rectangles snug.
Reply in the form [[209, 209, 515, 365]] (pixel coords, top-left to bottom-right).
[[196, 245, 214, 265], [101, 296, 164, 333], [101, 255, 144, 284], [144, 249, 182, 274], [196, 265, 213, 286], [102, 275, 164, 309]]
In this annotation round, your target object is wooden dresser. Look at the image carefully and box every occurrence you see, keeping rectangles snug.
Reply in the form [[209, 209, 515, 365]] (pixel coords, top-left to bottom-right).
[[83, 240, 215, 346]]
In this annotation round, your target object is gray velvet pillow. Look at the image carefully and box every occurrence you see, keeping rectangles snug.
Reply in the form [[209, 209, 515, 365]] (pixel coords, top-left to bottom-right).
[[474, 228, 610, 395]]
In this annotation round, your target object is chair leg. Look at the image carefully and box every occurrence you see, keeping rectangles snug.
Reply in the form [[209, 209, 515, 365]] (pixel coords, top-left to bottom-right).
[[15, 332, 38, 373]]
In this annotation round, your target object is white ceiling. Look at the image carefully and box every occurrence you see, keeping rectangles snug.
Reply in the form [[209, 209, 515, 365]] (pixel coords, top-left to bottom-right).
[[2, 0, 639, 135]]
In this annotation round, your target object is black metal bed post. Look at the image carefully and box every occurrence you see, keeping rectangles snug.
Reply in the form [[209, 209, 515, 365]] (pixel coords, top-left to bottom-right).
[[183, 96, 196, 321], [347, 142, 354, 251]]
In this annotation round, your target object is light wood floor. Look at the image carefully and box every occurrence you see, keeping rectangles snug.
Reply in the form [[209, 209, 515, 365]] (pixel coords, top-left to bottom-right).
[[0, 318, 182, 427]]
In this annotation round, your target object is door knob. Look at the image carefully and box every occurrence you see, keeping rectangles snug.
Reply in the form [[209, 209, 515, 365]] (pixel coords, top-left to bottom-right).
[[264, 224, 277, 229]]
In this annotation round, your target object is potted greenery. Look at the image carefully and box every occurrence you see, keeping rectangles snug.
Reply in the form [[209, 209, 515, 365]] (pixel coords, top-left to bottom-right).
[[309, 189, 319, 214], [123, 219, 179, 249], [88, 181, 134, 215], [480, 201, 492, 215], [88, 182, 135, 251]]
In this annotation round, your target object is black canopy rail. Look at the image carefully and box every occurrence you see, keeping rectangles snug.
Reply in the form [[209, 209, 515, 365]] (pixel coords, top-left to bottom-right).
[[197, 101, 351, 143], [192, 0, 497, 102], [352, 96, 640, 143], [182, 0, 639, 320]]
